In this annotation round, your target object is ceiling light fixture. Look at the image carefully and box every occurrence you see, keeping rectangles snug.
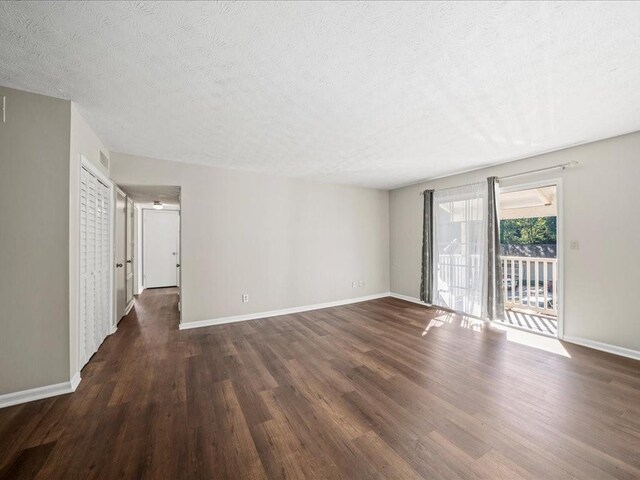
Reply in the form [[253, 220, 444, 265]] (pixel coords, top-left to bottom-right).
[[153, 201, 163, 210]]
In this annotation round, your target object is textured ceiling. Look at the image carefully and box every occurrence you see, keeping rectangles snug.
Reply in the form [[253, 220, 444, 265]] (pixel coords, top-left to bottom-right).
[[1, 1, 640, 189]]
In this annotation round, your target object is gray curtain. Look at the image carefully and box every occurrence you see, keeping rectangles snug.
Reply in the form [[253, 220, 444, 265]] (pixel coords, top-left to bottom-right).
[[420, 189, 434, 304], [486, 177, 505, 320]]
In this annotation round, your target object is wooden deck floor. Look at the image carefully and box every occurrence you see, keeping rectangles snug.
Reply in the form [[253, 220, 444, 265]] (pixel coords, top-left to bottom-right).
[[1, 288, 639, 479], [501, 308, 558, 336]]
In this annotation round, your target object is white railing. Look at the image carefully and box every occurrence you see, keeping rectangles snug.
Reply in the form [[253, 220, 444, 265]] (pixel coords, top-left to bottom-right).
[[501, 256, 558, 316]]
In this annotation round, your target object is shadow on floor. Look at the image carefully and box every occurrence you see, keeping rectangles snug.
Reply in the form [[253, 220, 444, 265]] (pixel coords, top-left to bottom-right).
[[499, 308, 558, 336]]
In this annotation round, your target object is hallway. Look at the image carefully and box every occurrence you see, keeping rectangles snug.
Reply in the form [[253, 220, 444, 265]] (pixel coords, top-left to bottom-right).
[[0, 288, 182, 479]]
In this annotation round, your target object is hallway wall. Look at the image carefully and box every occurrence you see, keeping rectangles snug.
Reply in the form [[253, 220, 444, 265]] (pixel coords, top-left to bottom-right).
[[0, 86, 71, 395], [110, 152, 390, 326]]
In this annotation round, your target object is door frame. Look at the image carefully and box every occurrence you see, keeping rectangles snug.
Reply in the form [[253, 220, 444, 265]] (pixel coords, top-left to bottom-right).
[[115, 187, 129, 321], [125, 197, 135, 314], [498, 177, 564, 339], [76, 155, 115, 373]]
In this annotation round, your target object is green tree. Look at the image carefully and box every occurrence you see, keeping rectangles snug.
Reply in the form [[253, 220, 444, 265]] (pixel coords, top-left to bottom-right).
[[500, 217, 556, 245]]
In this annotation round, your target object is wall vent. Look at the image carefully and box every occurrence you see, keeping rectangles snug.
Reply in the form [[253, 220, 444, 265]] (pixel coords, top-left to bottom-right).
[[99, 151, 109, 171]]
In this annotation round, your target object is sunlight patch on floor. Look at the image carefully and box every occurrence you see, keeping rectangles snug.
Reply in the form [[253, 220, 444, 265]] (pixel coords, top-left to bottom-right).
[[494, 323, 571, 358], [420, 310, 568, 358], [422, 312, 485, 335]]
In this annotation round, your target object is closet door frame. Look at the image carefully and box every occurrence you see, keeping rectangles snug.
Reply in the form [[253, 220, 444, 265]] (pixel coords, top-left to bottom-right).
[[77, 155, 115, 372]]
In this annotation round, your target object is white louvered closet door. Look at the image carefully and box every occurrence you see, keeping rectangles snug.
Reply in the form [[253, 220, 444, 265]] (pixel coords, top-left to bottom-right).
[[79, 165, 112, 369], [98, 181, 110, 342]]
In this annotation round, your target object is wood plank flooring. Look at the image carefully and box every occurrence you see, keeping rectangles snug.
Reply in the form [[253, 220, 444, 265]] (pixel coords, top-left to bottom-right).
[[1, 288, 640, 479]]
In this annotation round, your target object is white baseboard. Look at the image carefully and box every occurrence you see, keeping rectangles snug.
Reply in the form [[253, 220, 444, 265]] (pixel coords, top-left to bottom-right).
[[563, 336, 640, 361], [70, 371, 81, 390], [124, 299, 135, 315], [388, 292, 429, 306], [0, 372, 81, 409], [179, 292, 391, 330]]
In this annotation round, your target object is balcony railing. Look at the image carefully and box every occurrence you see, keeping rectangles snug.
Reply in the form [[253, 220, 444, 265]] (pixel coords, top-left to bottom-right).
[[501, 256, 558, 316]]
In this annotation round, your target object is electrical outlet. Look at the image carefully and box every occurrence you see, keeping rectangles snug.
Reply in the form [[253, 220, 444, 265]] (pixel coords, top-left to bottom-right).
[[242, 293, 249, 303], [359, 280, 365, 287], [352, 281, 357, 288]]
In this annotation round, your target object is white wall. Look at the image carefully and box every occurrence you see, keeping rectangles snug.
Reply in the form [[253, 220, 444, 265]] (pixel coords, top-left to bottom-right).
[[0, 86, 71, 395], [110, 153, 390, 324], [390, 132, 640, 352], [69, 103, 110, 378]]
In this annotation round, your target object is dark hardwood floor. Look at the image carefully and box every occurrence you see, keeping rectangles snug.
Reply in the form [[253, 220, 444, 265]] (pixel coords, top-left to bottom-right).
[[1, 288, 640, 479]]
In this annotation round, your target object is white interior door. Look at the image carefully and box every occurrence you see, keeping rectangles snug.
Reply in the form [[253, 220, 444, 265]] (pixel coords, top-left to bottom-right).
[[143, 210, 180, 288], [115, 190, 127, 320], [79, 162, 112, 369]]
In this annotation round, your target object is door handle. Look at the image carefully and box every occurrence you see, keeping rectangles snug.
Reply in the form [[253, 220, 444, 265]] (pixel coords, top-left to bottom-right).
[[126, 260, 132, 263], [176, 264, 180, 268], [116, 263, 123, 268]]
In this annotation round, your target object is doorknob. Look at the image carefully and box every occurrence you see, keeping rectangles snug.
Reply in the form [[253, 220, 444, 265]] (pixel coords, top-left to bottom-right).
[[126, 260, 132, 264], [176, 264, 181, 268], [116, 263, 123, 268]]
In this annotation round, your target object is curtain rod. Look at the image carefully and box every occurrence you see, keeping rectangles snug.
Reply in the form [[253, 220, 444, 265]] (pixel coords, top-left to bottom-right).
[[418, 161, 579, 195], [498, 161, 578, 180]]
